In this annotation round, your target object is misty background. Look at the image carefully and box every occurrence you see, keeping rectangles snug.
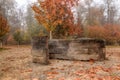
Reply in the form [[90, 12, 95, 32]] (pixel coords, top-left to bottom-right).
[[0, 0, 120, 45]]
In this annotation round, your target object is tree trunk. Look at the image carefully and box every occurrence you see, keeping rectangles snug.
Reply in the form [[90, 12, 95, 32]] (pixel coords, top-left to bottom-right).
[[0, 41, 3, 48], [50, 31, 52, 40]]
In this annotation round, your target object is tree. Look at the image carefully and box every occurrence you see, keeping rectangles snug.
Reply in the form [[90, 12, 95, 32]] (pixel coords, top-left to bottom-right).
[[0, 0, 17, 22], [26, 4, 46, 40], [84, 0, 93, 25], [0, 14, 9, 47], [103, 0, 117, 24], [0, 0, 22, 45], [13, 29, 23, 45], [32, 0, 80, 39]]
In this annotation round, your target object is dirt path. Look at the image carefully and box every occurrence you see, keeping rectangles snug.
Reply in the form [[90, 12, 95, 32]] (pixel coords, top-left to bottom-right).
[[0, 46, 120, 80]]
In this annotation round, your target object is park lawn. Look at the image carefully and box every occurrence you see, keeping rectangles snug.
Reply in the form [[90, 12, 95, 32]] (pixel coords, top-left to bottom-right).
[[0, 45, 120, 80]]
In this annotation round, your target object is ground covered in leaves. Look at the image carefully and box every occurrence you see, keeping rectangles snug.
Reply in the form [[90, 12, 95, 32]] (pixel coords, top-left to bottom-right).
[[0, 45, 120, 80]]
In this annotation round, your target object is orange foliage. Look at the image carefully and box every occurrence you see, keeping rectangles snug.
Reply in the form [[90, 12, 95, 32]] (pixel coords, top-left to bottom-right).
[[0, 14, 9, 38], [104, 24, 120, 42], [32, 0, 81, 37], [87, 24, 120, 44], [88, 26, 105, 39]]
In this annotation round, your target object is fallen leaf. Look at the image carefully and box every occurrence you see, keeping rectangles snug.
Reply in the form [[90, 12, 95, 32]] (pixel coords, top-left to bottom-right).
[[89, 59, 95, 64], [58, 77, 65, 80], [46, 71, 59, 75], [47, 75, 55, 79], [32, 78, 38, 80], [25, 69, 33, 72], [74, 78, 81, 80], [60, 68, 65, 71], [74, 70, 86, 76]]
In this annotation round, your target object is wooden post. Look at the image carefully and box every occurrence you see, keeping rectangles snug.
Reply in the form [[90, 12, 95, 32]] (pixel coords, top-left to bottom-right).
[[31, 36, 49, 64]]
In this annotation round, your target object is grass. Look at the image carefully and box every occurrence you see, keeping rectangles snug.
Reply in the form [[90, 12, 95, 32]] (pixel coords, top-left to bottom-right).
[[0, 48, 10, 51]]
